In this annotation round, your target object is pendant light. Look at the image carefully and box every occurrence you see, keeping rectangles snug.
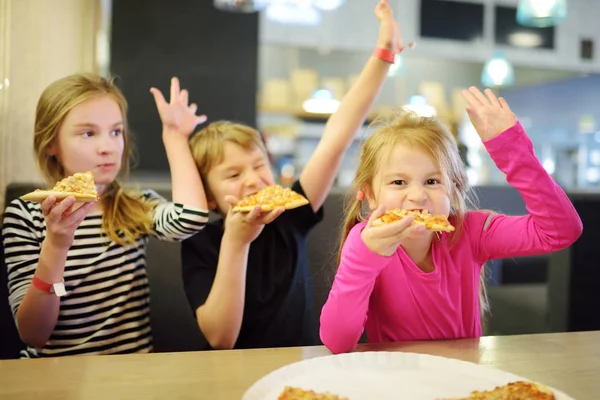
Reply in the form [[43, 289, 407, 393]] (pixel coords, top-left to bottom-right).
[[516, 0, 567, 28], [481, 50, 514, 87]]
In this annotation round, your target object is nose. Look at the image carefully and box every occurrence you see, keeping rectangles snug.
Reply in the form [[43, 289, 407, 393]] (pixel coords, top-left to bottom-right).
[[406, 183, 427, 204], [244, 169, 261, 189], [97, 132, 116, 155]]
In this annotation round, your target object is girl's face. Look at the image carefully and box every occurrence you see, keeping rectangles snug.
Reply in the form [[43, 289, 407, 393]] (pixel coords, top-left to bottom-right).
[[367, 143, 451, 219], [49, 95, 125, 194]]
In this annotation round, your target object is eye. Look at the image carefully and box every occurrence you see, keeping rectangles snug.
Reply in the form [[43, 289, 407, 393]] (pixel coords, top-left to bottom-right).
[[391, 180, 406, 186], [426, 179, 441, 185], [81, 131, 93, 138], [227, 173, 240, 179], [112, 128, 122, 136]]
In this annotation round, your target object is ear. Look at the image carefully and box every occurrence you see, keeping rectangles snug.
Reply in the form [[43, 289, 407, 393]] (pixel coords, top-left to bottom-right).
[[47, 142, 57, 157], [207, 199, 218, 210], [363, 186, 377, 211]]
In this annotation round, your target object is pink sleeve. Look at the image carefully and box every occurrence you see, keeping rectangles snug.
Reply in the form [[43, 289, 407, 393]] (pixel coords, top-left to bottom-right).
[[319, 222, 393, 354], [472, 122, 583, 261]]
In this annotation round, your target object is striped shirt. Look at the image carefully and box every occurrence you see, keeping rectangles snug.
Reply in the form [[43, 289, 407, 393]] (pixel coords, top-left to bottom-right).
[[2, 191, 208, 357]]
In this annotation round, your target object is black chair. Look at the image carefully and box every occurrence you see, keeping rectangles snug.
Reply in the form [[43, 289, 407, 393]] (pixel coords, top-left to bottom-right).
[[0, 231, 25, 359]]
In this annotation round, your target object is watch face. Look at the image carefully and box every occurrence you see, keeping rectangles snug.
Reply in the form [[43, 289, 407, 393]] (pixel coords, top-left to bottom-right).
[[52, 282, 67, 297]]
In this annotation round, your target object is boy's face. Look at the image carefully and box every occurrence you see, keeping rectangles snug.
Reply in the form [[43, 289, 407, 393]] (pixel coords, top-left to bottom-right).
[[206, 142, 275, 215]]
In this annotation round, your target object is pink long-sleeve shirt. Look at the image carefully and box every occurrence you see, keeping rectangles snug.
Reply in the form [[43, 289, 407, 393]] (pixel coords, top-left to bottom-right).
[[320, 122, 583, 354]]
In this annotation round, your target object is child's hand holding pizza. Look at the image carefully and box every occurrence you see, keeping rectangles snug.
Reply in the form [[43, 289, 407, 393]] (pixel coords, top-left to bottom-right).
[[42, 195, 93, 250], [224, 195, 284, 245], [360, 205, 423, 257]]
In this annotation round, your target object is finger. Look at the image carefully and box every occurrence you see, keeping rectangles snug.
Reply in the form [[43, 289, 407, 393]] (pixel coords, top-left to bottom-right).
[[196, 114, 207, 125], [48, 196, 76, 223], [374, 215, 415, 238], [41, 196, 57, 217], [170, 77, 180, 104], [189, 103, 198, 114], [484, 88, 501, 108], [149, 88, 167, 107], [366, 204, 387, 227], [461, 89, 480, 108], [498, 97, 512, 112], [64, 202, 94, 228], [468, 86, 488, 106], [180, 89, 189, 106], [224, 195, 239, 206], [243, 206, 263, 221], [261, 207, 285, 224]]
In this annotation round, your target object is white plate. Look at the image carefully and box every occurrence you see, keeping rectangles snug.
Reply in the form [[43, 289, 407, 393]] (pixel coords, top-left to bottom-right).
[[242, 351, 574, 400]]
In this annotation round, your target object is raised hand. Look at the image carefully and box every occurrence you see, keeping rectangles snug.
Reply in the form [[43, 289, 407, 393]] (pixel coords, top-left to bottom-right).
[[461, 86, 517, 141], [223, 195, 284, 245], [360, 205, 425, 257], [150, 77, 207, 137], [374, 0, 405, 53]]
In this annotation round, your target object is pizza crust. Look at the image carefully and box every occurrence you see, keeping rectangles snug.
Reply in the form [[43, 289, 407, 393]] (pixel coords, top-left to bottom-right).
[[372, 209, 454, 232], [20, 171, 99, 204], [232, 185, 309, 213], [21, 190, 98, 203]]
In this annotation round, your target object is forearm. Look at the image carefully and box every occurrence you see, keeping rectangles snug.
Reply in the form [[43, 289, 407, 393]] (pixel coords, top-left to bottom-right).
[[163, 132, 208, 209], [16, 242, 67, 348], [319, 55, 391, 153], [196, 234, 249, 349]]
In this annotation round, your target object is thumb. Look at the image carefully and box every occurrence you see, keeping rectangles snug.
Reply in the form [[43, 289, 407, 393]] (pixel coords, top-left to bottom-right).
[[149, 87, 167, 106], [224, 195, 239, 207], [367, 204, 387, 227], [196, 115, 208, 125]]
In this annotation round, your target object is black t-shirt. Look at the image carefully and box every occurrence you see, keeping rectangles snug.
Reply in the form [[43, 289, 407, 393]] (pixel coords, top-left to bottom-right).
[[181, 180, 324, 350]]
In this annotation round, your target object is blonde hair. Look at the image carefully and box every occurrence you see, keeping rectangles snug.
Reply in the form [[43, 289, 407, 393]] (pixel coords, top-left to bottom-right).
[[189, 121, 268, 195], [34, 73, 155, 245], [339, 110, 489, 315]]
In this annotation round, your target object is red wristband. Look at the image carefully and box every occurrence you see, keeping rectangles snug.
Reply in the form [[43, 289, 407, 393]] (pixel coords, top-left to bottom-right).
[[373, 47, 395, 64], [32, 275, 53, 293]]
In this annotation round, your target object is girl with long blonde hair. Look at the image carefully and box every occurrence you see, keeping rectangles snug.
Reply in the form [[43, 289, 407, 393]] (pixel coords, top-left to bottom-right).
[[2, 74, 209, 357], [320, 88, 582, 354]]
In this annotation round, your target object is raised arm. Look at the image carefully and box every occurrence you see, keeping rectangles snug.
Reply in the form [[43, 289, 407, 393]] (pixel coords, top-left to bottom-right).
[[150, 77, 208, 209], [300, 0, 405, 212], [461, 87, 582, 260]]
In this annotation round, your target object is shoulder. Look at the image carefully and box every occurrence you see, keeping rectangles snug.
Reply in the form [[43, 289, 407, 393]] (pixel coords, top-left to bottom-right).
[[3, 199, 42, 227]]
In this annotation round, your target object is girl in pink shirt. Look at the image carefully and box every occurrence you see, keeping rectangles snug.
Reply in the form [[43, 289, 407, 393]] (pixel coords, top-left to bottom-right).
[[319, 88, 582, 354]]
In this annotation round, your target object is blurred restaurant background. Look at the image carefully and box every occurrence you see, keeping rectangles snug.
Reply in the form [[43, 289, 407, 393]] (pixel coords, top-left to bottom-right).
[[1, 0, 600, 355]]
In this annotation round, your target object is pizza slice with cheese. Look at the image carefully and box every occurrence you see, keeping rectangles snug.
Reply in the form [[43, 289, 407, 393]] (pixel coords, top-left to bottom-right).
[[21, 171, 99, 203], [438, 380, 555, 399], [232, 185, 309, 212], [277, 386, 348, 400], [372, 208, 454, 232]]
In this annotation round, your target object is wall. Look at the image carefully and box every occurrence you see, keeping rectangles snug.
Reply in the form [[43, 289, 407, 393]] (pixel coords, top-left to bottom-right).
[[0, 0, 99, 210], [110, 0, 259, 173], [259, 0, 600, 73]]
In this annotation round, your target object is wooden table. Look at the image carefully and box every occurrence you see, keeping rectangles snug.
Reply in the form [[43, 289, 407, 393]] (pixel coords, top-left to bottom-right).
[[1, 331, 599, 400]]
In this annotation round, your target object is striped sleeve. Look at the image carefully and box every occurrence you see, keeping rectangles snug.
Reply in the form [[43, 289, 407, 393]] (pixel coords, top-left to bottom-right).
[[143, 190, 209, 242], [2, 199, 44, 317]]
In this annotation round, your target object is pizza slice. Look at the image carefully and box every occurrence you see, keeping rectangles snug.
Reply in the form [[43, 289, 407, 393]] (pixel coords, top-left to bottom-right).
[[372, 208, 455, 232], [232, 185, 309, 212], [278, 386, 348, 400], [21, 171, 99, 203], [438, 380, 555, 400]]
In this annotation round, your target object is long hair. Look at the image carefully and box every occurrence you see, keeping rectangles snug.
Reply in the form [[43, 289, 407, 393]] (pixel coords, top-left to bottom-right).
[[34, 73, 154, 245], [338, 110, 489, 315]]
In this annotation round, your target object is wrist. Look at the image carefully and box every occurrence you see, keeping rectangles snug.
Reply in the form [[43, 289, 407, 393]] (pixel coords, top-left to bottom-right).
[[162, 131, 189, 144], [223, 229, 251, 247], [372, 47, 395, 64]]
